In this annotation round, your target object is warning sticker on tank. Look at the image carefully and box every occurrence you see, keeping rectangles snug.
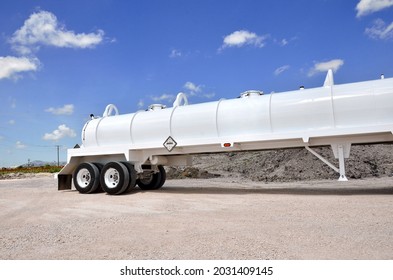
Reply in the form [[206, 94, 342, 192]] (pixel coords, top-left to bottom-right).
[[163, 136, 177, 152]]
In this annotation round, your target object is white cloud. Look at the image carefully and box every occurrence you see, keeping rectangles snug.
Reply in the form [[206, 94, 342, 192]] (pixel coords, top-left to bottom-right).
[[10, 10, 104, 54], [0, 56, 39, 80], [308, 59, 344, 77], [16, 141, 26, 149], [280, 39, 288, 46], [145, 82, 214, 107], [8, 120, 16, 125], [151, 94, 175, 102], [273, 36, 297, 47], [183, 81, 215, 99], [184, 81, 202, 94], [220, 30, 267, 50], [43, 124, 76, 141], [356, 0, 393, 17], [45, 104, 74, 115], [169, 49, 182, 58], [274, 65, 290, 76], [365, 19, 393, 40], [203, 93, 216, 99], [137, 99, 144, 108]]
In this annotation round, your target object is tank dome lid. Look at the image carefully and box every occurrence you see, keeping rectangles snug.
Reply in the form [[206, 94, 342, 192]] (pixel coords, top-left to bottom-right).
[[240, 90, 264, 98], [148, 104, 167, 111]]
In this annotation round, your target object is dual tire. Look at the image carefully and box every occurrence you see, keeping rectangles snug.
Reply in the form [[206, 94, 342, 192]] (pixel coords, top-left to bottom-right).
[[137, 165, 166, 190], [73, 162, 101, 194], [73, 161, 166, 195], [100, 161, 131, 195]]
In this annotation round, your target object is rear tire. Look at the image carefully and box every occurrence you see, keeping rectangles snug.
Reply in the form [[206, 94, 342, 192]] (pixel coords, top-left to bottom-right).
[[92, 163, 104, 193], [73, 162, 101, 194], [137, 165, 166, 190], [156, 165, 166, 189], [100, 162, 130, 195], [121, 161, 137, 193]]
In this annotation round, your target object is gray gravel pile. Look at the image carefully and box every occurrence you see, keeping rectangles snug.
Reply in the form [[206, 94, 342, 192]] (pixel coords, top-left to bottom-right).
[[0, 172, 52, 180], [168, 144, 393, 181]]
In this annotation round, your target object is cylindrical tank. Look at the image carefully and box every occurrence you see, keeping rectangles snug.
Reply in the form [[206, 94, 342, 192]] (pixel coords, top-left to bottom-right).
[[82, 77, 393, 149]]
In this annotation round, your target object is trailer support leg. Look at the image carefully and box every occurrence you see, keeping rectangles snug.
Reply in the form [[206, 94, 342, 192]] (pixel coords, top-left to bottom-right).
[[305, 143, 351, 182], [337, 144, 348, 181], [305, 146, 339, 173], [331, 143, 351, 182]]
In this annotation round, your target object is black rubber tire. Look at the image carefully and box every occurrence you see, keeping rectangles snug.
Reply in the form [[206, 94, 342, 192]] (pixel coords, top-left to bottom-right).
[[92, 162, 104, 193], [156, 165, 166, 189], [73, 162, 101, 194], [100, 162, 130, 195], [121, 161, 137, 193], [137, 165, 166, 190]]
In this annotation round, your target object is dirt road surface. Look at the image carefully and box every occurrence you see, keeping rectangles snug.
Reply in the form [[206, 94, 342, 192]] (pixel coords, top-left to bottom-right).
[[1, 175, 392, 260]]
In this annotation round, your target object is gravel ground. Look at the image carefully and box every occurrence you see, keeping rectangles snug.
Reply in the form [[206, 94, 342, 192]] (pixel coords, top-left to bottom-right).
[[1, 175, 392, 260]]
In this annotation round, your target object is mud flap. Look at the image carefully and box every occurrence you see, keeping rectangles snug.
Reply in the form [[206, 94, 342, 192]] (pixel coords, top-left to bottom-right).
[[58, 174, 72, 190]]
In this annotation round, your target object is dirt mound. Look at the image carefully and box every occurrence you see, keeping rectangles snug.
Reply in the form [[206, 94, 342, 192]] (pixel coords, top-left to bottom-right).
[[0, 173, 53, 180], [165, 167, 221, 179], [168, 144, 393, 182]]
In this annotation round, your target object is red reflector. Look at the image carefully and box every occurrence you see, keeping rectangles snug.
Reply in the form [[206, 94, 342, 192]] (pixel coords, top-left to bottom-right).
[[223, 143, 231, 147]]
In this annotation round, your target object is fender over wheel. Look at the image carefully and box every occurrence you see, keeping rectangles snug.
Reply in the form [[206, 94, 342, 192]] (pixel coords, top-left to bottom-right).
[[100, 162, 130, 195], [137, 165, 166, 190], [73, 162, 101, 194]]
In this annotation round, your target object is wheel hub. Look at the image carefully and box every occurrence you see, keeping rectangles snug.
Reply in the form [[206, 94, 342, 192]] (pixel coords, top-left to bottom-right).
[[76, 168, 91, 188], [104, 168, 120, 188]]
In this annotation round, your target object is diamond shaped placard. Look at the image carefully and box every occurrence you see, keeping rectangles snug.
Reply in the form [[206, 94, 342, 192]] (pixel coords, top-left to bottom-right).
[[163, 136, 177, 152]]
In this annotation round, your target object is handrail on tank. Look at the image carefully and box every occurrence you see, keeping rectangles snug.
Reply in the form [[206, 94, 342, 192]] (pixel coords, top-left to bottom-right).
[[173, 92, 188, 107], [102, 104, 119, 117]]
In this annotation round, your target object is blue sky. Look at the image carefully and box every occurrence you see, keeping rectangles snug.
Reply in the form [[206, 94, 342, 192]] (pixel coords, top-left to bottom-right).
[[0, 0, 392, 167]]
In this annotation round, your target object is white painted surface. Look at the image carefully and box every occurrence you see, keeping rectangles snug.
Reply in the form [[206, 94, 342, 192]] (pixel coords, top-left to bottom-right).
[[80, 74, 393, 155]]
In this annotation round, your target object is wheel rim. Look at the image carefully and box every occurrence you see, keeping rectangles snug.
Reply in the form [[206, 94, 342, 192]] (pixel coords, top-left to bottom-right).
[[104, 168, 120, 189], [76, 168, 91, 188], [139, 174, 153, 185]]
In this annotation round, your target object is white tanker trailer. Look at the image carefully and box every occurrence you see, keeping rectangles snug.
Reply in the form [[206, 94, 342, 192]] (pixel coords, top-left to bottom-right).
[[58, 70, 393, 195]]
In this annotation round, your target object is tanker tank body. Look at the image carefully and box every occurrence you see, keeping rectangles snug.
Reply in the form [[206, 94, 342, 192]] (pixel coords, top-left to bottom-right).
[[57, 70, 393, 195]]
